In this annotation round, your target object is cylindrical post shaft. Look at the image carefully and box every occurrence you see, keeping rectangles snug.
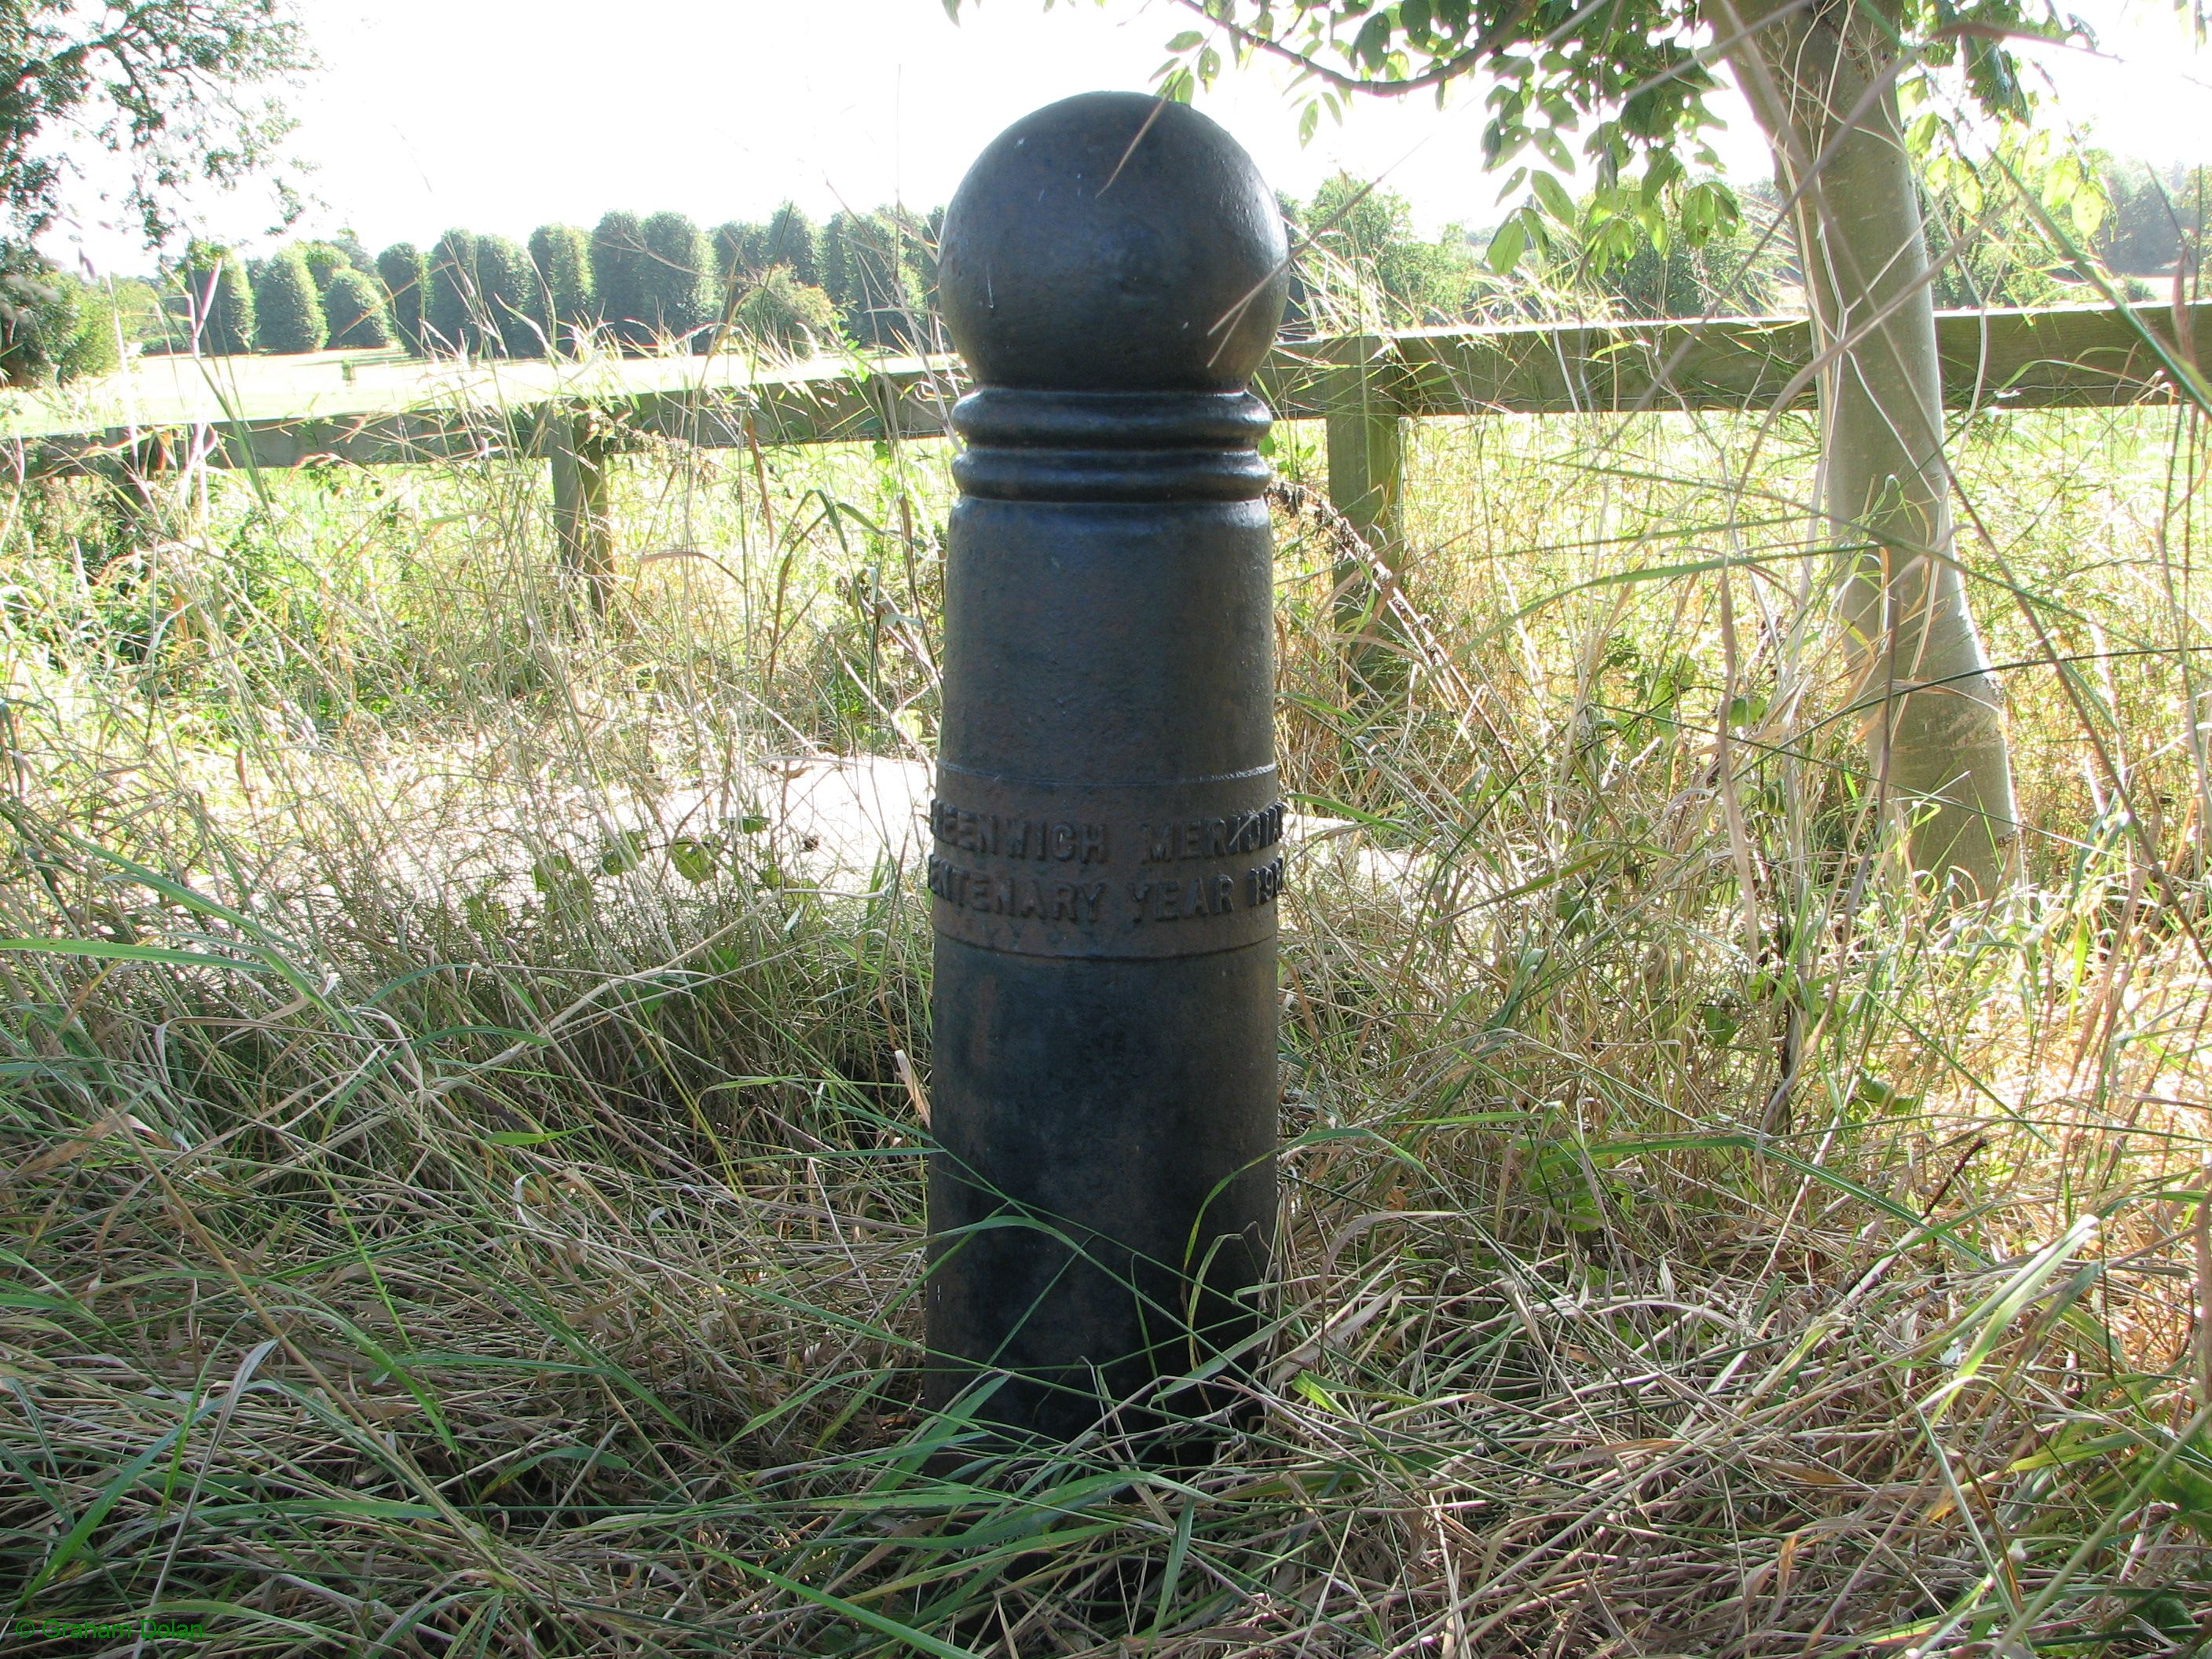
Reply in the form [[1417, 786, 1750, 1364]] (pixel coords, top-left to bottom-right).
[[925, 93, 1291, 1444]]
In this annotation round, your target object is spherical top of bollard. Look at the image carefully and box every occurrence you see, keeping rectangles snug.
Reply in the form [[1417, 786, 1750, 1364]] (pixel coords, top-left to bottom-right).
[[939, 92, 1289, 394]]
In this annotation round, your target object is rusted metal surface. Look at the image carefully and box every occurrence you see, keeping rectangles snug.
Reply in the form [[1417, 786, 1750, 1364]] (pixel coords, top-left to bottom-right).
[[924, 90, 1290, 1445]]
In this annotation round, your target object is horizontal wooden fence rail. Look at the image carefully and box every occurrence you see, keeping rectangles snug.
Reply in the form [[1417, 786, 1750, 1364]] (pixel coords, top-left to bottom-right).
[[9, 299, 2203, 573]]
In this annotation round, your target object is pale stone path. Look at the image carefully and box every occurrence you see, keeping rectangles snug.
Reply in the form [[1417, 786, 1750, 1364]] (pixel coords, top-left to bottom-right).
[[334, 749, 1426, 919]]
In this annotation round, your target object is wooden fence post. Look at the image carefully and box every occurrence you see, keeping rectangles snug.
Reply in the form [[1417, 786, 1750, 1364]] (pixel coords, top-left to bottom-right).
[[1323, 353, 1408, 696], [548, 408, 613, 613], [106, 431, 175, 555]]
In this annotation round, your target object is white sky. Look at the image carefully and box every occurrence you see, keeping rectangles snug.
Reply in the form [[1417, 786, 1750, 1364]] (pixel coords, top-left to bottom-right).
[[44, 0, 2212, 277]]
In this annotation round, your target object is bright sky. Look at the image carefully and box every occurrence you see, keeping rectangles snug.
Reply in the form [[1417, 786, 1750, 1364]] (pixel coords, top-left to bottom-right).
[[47, 0, 2212, 277]]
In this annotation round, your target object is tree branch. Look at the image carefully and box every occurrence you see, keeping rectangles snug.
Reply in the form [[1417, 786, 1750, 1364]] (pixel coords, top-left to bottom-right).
[[1167, 0, 1540, 97]]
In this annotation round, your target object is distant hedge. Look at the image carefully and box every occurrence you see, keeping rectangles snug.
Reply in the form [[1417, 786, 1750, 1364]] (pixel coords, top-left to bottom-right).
[[474, 234, 542, 357], [375, 244, 427, 353], [255, 248, 328, 353], [181, 247, 255, 355], [427, 229, 480, 353], [372, 200, 943, 360], [640, 211, 715, 350], [762, 203, 820, 290], [590, 212, 649, 350], [712, 220, 763, 288], [323, 267, 391, 348], [822, 209, 927, 351], [298, 240, 353, 290], [527, 223, 595, 351]]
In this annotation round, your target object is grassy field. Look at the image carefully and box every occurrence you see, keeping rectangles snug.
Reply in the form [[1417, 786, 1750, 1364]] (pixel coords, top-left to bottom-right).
[[0, 362, 2208, 1655]]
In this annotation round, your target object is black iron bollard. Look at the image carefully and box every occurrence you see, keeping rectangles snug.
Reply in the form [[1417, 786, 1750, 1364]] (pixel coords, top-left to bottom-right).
[[925, 91, 1290, 1444]]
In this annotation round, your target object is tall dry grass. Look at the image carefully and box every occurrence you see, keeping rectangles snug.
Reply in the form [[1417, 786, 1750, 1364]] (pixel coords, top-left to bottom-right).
[[0, 274, 2207, 1656]]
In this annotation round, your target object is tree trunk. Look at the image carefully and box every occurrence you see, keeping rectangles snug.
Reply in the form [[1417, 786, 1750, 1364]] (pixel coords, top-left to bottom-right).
[[1718, 0, 2019, 896]]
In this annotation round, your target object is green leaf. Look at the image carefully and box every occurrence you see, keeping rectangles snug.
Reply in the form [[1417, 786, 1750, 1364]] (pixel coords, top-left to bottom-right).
[[716, 1555, 983, 1659], [462, 890, 509, 933], [1165, 30, 1205, 50], [531, 852, 579, 894], [1851, 1074, 1917, 1113], [0, 938, 269, 972], [599, 831, 645, 876], [1147, 1498, 1197, 1635], [1486, 215, 1527, 275], [482, 1128, 580, 1147], [2152, 1448, 2212, 1540], [531, 852, 593, 913], [1927, 1214, 2101, 1420], [19, 1397, 222, 1604], [1352, 12, 1393, 68], [1531, 170, 1576, 225], [669, 837, 723, 884]]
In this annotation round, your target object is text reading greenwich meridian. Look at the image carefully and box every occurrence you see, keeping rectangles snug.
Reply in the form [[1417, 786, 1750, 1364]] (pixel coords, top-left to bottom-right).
[[931, 800, 1108, 864], [1140, 804, 1284, 864]]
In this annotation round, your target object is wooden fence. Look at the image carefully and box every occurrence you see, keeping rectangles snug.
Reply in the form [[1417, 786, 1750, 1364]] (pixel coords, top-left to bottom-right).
[[9, 299, 2203, 577]]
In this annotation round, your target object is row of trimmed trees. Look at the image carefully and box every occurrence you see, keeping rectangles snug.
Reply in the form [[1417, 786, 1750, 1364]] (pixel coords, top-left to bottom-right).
[[204, 181, 1763, 361], [172, 203, 939, 360], [163, 149, 2185, 364], [167, 239, 393, 356]]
